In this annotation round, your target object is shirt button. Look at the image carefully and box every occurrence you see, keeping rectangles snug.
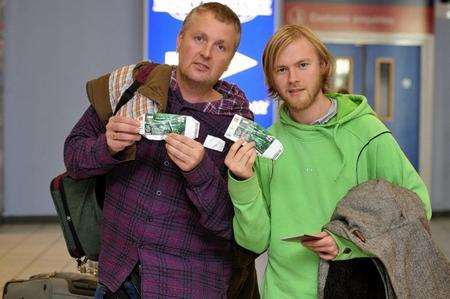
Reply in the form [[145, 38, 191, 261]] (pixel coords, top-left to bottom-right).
[[156, 190, 162, 196], [147, 216, 153, 222], [164, 160, 169, 166], [343, 248, 352, 254]]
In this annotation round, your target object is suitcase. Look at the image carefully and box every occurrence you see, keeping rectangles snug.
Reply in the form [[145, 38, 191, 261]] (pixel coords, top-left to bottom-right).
[[2, 272, 98, 299]]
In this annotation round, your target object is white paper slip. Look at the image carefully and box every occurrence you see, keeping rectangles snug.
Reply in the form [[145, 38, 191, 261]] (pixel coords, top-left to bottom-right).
[[184, 116, 200, 139], [203, 135, 225, 152], [224, 114, 284, 160], [262, 139, 283, 160]]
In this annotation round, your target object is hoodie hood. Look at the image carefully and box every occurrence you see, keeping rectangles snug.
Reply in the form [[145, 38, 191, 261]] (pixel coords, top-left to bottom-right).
[[329, 93, 376, 126], [277, 93, 378, 181]]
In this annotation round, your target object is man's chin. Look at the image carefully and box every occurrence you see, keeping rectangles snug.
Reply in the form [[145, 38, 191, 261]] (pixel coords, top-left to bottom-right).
[[186, 73, 216, 85], [285, 97, 313, 111]]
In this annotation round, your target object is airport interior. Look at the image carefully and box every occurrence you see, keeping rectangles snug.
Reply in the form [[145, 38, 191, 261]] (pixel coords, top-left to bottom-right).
[[1, 0, 450, 296]]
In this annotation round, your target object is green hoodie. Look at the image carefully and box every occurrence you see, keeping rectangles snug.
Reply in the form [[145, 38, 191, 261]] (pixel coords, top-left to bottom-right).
[[228, 94, 431, 299]]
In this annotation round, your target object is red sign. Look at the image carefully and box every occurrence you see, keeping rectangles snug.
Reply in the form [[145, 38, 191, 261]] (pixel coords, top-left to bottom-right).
[[285, 3, 434, 34]]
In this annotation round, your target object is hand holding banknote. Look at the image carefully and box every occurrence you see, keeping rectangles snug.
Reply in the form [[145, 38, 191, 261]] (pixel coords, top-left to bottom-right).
[[224, 115, 283, 160], [165, 133, 205, 172], [225, 139, 256, 180], [106, 115, 141, 155]]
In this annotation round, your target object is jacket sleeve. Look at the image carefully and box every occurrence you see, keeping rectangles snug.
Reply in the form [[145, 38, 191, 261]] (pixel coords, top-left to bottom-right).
[[64, 106, 127, 179], [333, 132, 431, 261], [329, 231, 375, 260], [227, 158, 271, 254]]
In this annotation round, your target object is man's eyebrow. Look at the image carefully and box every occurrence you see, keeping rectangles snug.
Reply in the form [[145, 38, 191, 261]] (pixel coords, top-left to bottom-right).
[[295, 58, 312, 63], [191, 32, 230, 45], [193, 31, 206, 36], [275, 58, 312, 67]]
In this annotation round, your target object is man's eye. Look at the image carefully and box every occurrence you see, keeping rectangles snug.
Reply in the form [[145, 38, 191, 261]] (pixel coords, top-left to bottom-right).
[[217, 44, 226, 52], [299, 63, 309, 69], [277, 67, 287, 73], [194, 35, 204, 42]]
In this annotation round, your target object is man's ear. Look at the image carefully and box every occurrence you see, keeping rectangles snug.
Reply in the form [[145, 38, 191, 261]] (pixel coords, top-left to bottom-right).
[[176, 33, 183, 52], [320, 60, 328, 75]]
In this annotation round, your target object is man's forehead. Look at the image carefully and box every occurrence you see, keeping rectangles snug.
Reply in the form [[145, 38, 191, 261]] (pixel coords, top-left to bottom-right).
[[185, 11, 238, 32], [184, 14, 238, 42], [276, 39, 318, 65]]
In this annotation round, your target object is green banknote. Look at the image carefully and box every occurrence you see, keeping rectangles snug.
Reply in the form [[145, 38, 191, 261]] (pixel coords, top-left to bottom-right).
[[224, 114, 283, 160], [139, 113, 199, 140]]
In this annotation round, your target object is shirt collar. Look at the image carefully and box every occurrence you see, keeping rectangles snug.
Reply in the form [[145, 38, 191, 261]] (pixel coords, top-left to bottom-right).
[[311, 99, 337, 125]]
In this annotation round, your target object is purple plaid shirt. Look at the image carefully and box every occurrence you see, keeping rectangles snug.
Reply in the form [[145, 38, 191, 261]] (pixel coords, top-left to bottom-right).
[[64, 68, 253, 298]]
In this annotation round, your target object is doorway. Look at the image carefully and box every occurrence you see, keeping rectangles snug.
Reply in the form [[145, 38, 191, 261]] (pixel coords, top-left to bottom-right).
[[326, 43, 421, 169]]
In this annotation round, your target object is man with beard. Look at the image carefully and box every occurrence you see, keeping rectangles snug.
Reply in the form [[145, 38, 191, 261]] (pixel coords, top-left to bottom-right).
[[224, 25, 431, 298], [65, 3, 258, 298]]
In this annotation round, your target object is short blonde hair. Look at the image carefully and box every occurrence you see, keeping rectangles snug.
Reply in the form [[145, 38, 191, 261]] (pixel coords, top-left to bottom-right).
[[262, 25, 335, 98], [181, 2, 241, 49]]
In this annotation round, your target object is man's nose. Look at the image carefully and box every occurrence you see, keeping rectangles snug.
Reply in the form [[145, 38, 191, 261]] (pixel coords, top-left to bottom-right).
[[200, 43, 213, 58], [288, 68, 300, 84]]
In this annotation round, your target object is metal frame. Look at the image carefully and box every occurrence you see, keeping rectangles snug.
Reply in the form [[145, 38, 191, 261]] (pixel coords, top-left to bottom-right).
[[143, 0, 149, 60], [0, 0, 4, 219], [374, 57, 395, 122], [318, 31, 434, 188], [272, 0, 283, 122]]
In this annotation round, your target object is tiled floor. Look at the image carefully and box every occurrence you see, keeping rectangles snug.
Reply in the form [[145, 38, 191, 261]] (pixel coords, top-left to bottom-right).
[[0, 223, 79, 295], [0, 218, 449, 295]]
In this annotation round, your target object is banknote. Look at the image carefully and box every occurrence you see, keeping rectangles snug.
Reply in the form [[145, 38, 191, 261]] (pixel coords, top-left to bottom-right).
[[139, 113, 199, 140], [224, 114, 283, 160]]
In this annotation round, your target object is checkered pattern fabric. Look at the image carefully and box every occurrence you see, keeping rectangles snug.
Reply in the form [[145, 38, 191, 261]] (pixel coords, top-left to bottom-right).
[[109, 64, 158, 120]]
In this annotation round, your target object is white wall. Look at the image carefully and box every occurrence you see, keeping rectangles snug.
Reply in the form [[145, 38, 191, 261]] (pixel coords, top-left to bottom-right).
[[4, 0, 143, 216]]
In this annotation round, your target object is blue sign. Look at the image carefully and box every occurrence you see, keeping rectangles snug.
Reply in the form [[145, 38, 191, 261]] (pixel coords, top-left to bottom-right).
[[145, 0, 277, 128]]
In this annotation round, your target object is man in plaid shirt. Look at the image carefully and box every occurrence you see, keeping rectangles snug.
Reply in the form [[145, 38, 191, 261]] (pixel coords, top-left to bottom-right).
[[64, 3, 256, 298]]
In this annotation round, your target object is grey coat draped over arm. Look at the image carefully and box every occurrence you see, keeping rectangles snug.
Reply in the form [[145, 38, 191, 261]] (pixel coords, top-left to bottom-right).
[[319, 179, 450, 299]]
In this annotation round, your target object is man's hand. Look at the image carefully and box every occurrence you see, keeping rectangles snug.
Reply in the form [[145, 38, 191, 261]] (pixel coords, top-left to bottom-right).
[[301, 231, 339, 260], [105, 116, 141, 155], [224, 139, 256, 180], [165, 133, 205, 172]]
